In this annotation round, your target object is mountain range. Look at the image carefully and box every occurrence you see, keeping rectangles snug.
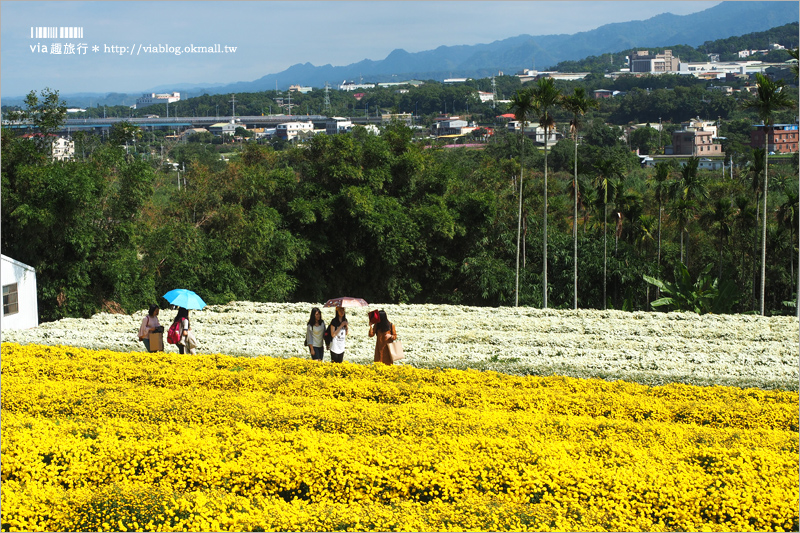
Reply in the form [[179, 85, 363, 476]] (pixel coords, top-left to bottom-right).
[[160, 0, 797, 98], [15, 1, 799, 107]]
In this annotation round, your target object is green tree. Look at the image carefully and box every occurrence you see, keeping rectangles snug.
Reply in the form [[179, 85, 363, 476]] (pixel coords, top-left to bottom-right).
[[741, 72, 796, 314], [777, 190, 798, 304], [593, 155, 624, 309], [109, 121, 142, 152], [560, 86, 598, 308], [7, 87, 67, 154], [670, 157, 707, 266], [629, 126, 660, 155], [508, 88, 535, 307], [530, 77, 562, 308], [651, 161, 673, 282], [701, 197, 735, 280]]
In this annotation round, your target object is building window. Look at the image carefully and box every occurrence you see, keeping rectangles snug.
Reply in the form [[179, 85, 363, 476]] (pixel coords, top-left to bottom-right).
[[3, 283, 19, 315]]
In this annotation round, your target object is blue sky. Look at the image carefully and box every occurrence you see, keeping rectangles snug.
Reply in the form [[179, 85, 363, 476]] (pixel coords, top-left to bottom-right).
[[0, 1, 722, 97]]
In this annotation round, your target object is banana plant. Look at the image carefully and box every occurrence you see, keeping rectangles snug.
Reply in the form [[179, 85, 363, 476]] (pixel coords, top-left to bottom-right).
[[644, 263, 740, 314]]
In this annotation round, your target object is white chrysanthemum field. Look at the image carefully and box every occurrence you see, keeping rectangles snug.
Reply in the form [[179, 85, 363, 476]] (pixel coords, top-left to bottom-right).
[[3, 302, 797, 390]]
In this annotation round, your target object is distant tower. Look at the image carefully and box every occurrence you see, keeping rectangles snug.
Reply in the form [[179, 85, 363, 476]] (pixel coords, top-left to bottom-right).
[[324, 82, 331, 115], [229, 94, 236, 117], [491, 76, 498, 109]]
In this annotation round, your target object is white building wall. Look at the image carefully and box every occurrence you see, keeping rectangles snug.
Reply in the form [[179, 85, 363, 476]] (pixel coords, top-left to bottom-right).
[[1, 255, 38, 331]]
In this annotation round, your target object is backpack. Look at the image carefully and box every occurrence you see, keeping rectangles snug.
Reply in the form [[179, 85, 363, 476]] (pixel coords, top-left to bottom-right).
[[167, 320, 182, 344], [323, 325, 333, 349]]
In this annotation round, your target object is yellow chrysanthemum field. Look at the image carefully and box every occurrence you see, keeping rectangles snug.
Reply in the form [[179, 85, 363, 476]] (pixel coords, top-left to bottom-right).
[[2, 303, 798, 532]]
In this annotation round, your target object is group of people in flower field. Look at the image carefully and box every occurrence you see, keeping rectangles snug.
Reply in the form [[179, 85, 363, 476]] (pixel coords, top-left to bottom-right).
[[305, 307, 399, 365], [138, 305, 198, 355], [138, 304, 400, 365]]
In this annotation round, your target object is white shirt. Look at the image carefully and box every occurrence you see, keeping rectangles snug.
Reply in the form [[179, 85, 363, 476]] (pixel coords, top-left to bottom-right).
[[308, 323, 325, 347], [331, 323, 347, 353]]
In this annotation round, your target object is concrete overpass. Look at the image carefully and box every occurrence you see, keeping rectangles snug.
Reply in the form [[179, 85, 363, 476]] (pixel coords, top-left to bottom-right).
[[48, 114, 388, 134]]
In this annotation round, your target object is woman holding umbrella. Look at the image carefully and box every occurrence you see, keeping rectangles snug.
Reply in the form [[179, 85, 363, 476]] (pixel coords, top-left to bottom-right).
[[328, 306, 349, 363], [322, 297, 367, 363], [171, 307, 197, 355], [163, 289, 205, 355]]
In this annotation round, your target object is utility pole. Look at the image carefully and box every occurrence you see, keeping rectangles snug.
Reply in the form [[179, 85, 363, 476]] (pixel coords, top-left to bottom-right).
[[229, 94, 236, 117], [323, 82, 331, 115], [491, 75, 498, 109]]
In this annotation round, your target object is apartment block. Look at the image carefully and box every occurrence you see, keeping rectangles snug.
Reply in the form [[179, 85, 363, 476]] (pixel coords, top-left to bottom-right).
[[750, 124, 799, 153], [630, 50, 680, 74]]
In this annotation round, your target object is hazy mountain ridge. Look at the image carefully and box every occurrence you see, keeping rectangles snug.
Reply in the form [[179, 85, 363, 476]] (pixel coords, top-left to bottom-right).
[[170, 1, 798, 95], [5, 1, 796, 106]]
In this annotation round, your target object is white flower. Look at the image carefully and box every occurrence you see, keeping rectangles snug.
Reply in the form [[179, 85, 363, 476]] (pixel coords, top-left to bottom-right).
[[3, 303, 797, 389]]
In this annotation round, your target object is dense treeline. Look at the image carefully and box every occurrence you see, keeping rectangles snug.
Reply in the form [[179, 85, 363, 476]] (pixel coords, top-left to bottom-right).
[[3, 114, 798, 321]]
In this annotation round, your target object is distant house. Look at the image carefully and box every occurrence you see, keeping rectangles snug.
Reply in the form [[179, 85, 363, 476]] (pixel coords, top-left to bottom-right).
[[677, 60, 762, 79], [697, 158, 724, 171], [431, 118, 468, 137], [288, 85, 313, 94], [593, 89, 613, 99], [208, 121, 237, 137], [135, 92, 180, 109], [707, 85, 734, 95], [506, 121, 561, 146], [1, 255, 38, 331], [381, 113, 413, 126], [326, 117, 353, 135], [276, 121, 314, 140], [340, 81, 375, 91], [21, 134, 74, 161], [750, 124, 799, 154], [180, 127, 210, 140], [667, 118, 723, 157]]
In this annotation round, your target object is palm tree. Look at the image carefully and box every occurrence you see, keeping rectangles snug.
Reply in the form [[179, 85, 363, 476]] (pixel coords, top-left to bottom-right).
[[778, 191, 798, 305], [561, 87, 598, 309], [742, 72, 796, 315], [671, 157, 706, 266], [530, 77, 561, 308], [792, 48, 800, 318], [701, 198, 734, 280], [789, 47, 799, 80], [652, 161, 673, 284], [732, 195, 757, 306], [594, 155, 623, 310], [746, 148, 766, 309], [508, 88, 535, 307]]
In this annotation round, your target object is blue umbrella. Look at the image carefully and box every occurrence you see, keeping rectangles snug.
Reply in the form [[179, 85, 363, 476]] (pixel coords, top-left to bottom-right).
[[162, 289, 207, 310]]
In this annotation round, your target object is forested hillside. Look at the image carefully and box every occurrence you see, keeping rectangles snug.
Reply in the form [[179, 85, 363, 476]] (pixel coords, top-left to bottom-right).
[[553, 22, 799, 73]]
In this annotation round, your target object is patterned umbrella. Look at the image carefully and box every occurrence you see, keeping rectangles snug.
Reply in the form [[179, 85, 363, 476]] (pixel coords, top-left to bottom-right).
[[323, 296, 369, 308]]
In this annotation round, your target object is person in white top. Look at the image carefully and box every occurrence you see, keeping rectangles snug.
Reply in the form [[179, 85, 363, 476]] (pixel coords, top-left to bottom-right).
[[329, 306, 349, 363], [305, 307, 326, 361]]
